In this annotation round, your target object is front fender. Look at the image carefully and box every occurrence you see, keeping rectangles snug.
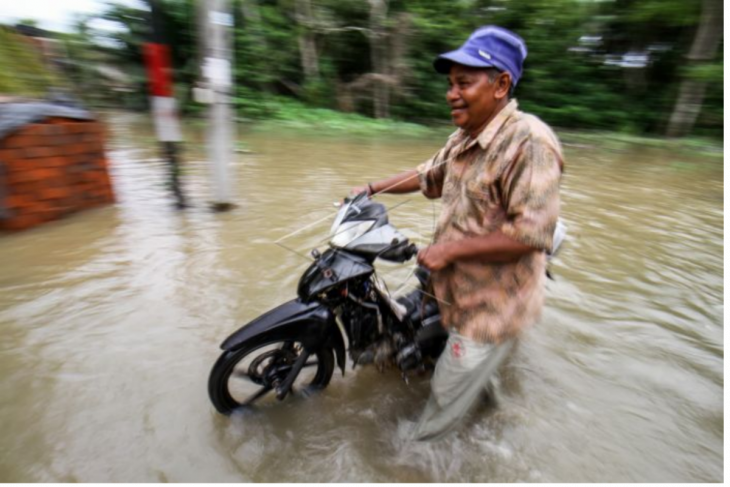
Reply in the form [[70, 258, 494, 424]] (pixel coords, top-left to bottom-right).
[[220, 298, 346, 375]]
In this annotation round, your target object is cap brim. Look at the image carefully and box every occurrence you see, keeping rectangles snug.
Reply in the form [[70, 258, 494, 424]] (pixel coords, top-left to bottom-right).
[[433, 49, 496, 74]]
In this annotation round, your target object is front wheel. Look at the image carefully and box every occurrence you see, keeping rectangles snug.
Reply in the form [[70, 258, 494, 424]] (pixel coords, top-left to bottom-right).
[[208, 333, 335, 415]]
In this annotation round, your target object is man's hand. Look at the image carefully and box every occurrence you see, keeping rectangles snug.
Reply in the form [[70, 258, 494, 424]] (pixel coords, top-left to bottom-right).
[[419, 232, 538, 269], [350, 184, 372, 197], [417, 243, 454, 271]]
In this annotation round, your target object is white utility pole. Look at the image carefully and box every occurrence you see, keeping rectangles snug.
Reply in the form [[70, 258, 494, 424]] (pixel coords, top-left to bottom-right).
[[203, 0, 234, 211]]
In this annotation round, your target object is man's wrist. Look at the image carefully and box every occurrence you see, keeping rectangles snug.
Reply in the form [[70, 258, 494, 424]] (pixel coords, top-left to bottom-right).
[[450, 242, 464, 262], [367, 182, 375, 196], [440, 241, 459, 264]]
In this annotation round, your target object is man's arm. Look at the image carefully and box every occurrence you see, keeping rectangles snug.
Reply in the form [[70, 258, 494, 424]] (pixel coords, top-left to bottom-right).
[[419, 134, 563, 272], [352, 169, 421, 196], [417, 231, 537, 271]]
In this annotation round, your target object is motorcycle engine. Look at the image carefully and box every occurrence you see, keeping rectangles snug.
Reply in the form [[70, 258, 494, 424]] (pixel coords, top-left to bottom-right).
[[339, 303, 379, 362], [393, 333, 422, 372], [339, 300, 424, 373]]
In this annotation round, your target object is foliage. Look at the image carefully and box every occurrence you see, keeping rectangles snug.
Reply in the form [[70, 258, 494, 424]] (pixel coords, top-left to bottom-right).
[[51, 0, 726, 138], [0, 27, 62, 97]]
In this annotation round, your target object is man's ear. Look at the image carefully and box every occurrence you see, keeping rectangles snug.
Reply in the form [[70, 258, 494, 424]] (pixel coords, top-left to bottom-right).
[[495, 72, 512, 99]]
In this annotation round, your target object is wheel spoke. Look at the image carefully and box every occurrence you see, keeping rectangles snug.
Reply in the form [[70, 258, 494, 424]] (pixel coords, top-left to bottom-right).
[[213, 338, 332, 414], [243, 385, 273, 405], [232, 370, 260, 384]]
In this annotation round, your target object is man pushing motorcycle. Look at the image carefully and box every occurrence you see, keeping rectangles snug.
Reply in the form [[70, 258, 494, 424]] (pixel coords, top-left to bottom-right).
[[352, 26, 564, 441]]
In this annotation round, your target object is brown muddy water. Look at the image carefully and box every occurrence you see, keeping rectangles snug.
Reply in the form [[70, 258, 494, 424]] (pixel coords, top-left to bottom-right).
[[0, 113, 723, 482]]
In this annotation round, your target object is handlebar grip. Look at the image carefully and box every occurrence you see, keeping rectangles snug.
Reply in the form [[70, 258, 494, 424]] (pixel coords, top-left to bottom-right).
[[405, 243, 419, 260]]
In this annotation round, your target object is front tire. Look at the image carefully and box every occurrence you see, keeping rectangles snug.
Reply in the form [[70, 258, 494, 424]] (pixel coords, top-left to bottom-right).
[[208, 333, 335, 415]]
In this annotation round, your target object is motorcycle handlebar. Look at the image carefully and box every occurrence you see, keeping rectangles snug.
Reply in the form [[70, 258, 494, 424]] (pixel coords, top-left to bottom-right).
[[380, 242, 419, 263], [402, 243, 419, 261], [408, 243, 420, 259]]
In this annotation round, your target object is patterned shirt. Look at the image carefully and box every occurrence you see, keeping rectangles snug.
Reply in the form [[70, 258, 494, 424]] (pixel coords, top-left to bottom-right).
[[417, 99, 563, 343]]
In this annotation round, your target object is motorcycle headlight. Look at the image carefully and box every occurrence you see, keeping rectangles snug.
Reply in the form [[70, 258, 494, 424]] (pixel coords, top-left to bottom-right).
[[330, 220, 375, 248]]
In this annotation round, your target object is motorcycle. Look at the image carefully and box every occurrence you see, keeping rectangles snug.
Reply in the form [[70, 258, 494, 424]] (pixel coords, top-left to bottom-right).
[[208, 192, 566, 415], [208, 192, 446, 414]]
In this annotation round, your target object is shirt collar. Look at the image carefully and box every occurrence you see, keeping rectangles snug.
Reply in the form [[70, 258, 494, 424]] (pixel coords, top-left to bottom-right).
[[448, 99, 519, 157], [476, 99, 518, 150]]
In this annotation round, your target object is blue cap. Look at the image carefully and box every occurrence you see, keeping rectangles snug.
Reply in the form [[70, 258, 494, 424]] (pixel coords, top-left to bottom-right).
[[434, 26, 528, 87]]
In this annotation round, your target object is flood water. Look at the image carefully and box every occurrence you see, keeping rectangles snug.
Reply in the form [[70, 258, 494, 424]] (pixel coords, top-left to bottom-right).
[[0, 113, 723, 482]]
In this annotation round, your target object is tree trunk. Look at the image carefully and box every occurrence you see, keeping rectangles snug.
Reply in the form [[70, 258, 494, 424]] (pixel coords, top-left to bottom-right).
[[197, 0, 209, 82], [388, 12, 411, 102], [335, 78, 355, 112], [368, 0, 389, 118], [666, 0, 723, 137], [295, 0, 320, 81], [240, 0, 270, 56]]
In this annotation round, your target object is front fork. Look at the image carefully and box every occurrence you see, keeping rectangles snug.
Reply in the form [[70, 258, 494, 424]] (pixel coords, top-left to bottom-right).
[[275, 347, 311, 400]]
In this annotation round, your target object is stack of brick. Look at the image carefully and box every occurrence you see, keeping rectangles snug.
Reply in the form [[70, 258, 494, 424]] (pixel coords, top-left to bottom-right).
[[0, 118, 115, 231]]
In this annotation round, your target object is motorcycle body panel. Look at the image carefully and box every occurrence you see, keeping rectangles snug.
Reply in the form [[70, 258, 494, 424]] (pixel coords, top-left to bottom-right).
[[220, 298, 347, 375], [297, 249, 373, 300]]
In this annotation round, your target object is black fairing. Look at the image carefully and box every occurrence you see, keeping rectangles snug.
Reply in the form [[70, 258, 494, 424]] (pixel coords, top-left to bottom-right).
[[297, 249, 373, 301], [220, 298, 347, 375]]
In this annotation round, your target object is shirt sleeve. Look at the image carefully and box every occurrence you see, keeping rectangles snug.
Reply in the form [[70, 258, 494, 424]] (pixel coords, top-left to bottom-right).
[[417, 146, 449, 199], [417, 130, 464, 198], [499, 136, 563, 252]]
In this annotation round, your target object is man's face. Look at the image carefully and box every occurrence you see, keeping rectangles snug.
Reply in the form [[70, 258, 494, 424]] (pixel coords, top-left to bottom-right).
[[446, 64, 509, 135]]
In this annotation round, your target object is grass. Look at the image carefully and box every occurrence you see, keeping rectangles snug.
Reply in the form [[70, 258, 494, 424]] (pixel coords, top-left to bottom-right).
[[558, 129, 723, 160], [231, 96, 723, 157], [234, 96, 438, 138], [0, 27, 62, 98]]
